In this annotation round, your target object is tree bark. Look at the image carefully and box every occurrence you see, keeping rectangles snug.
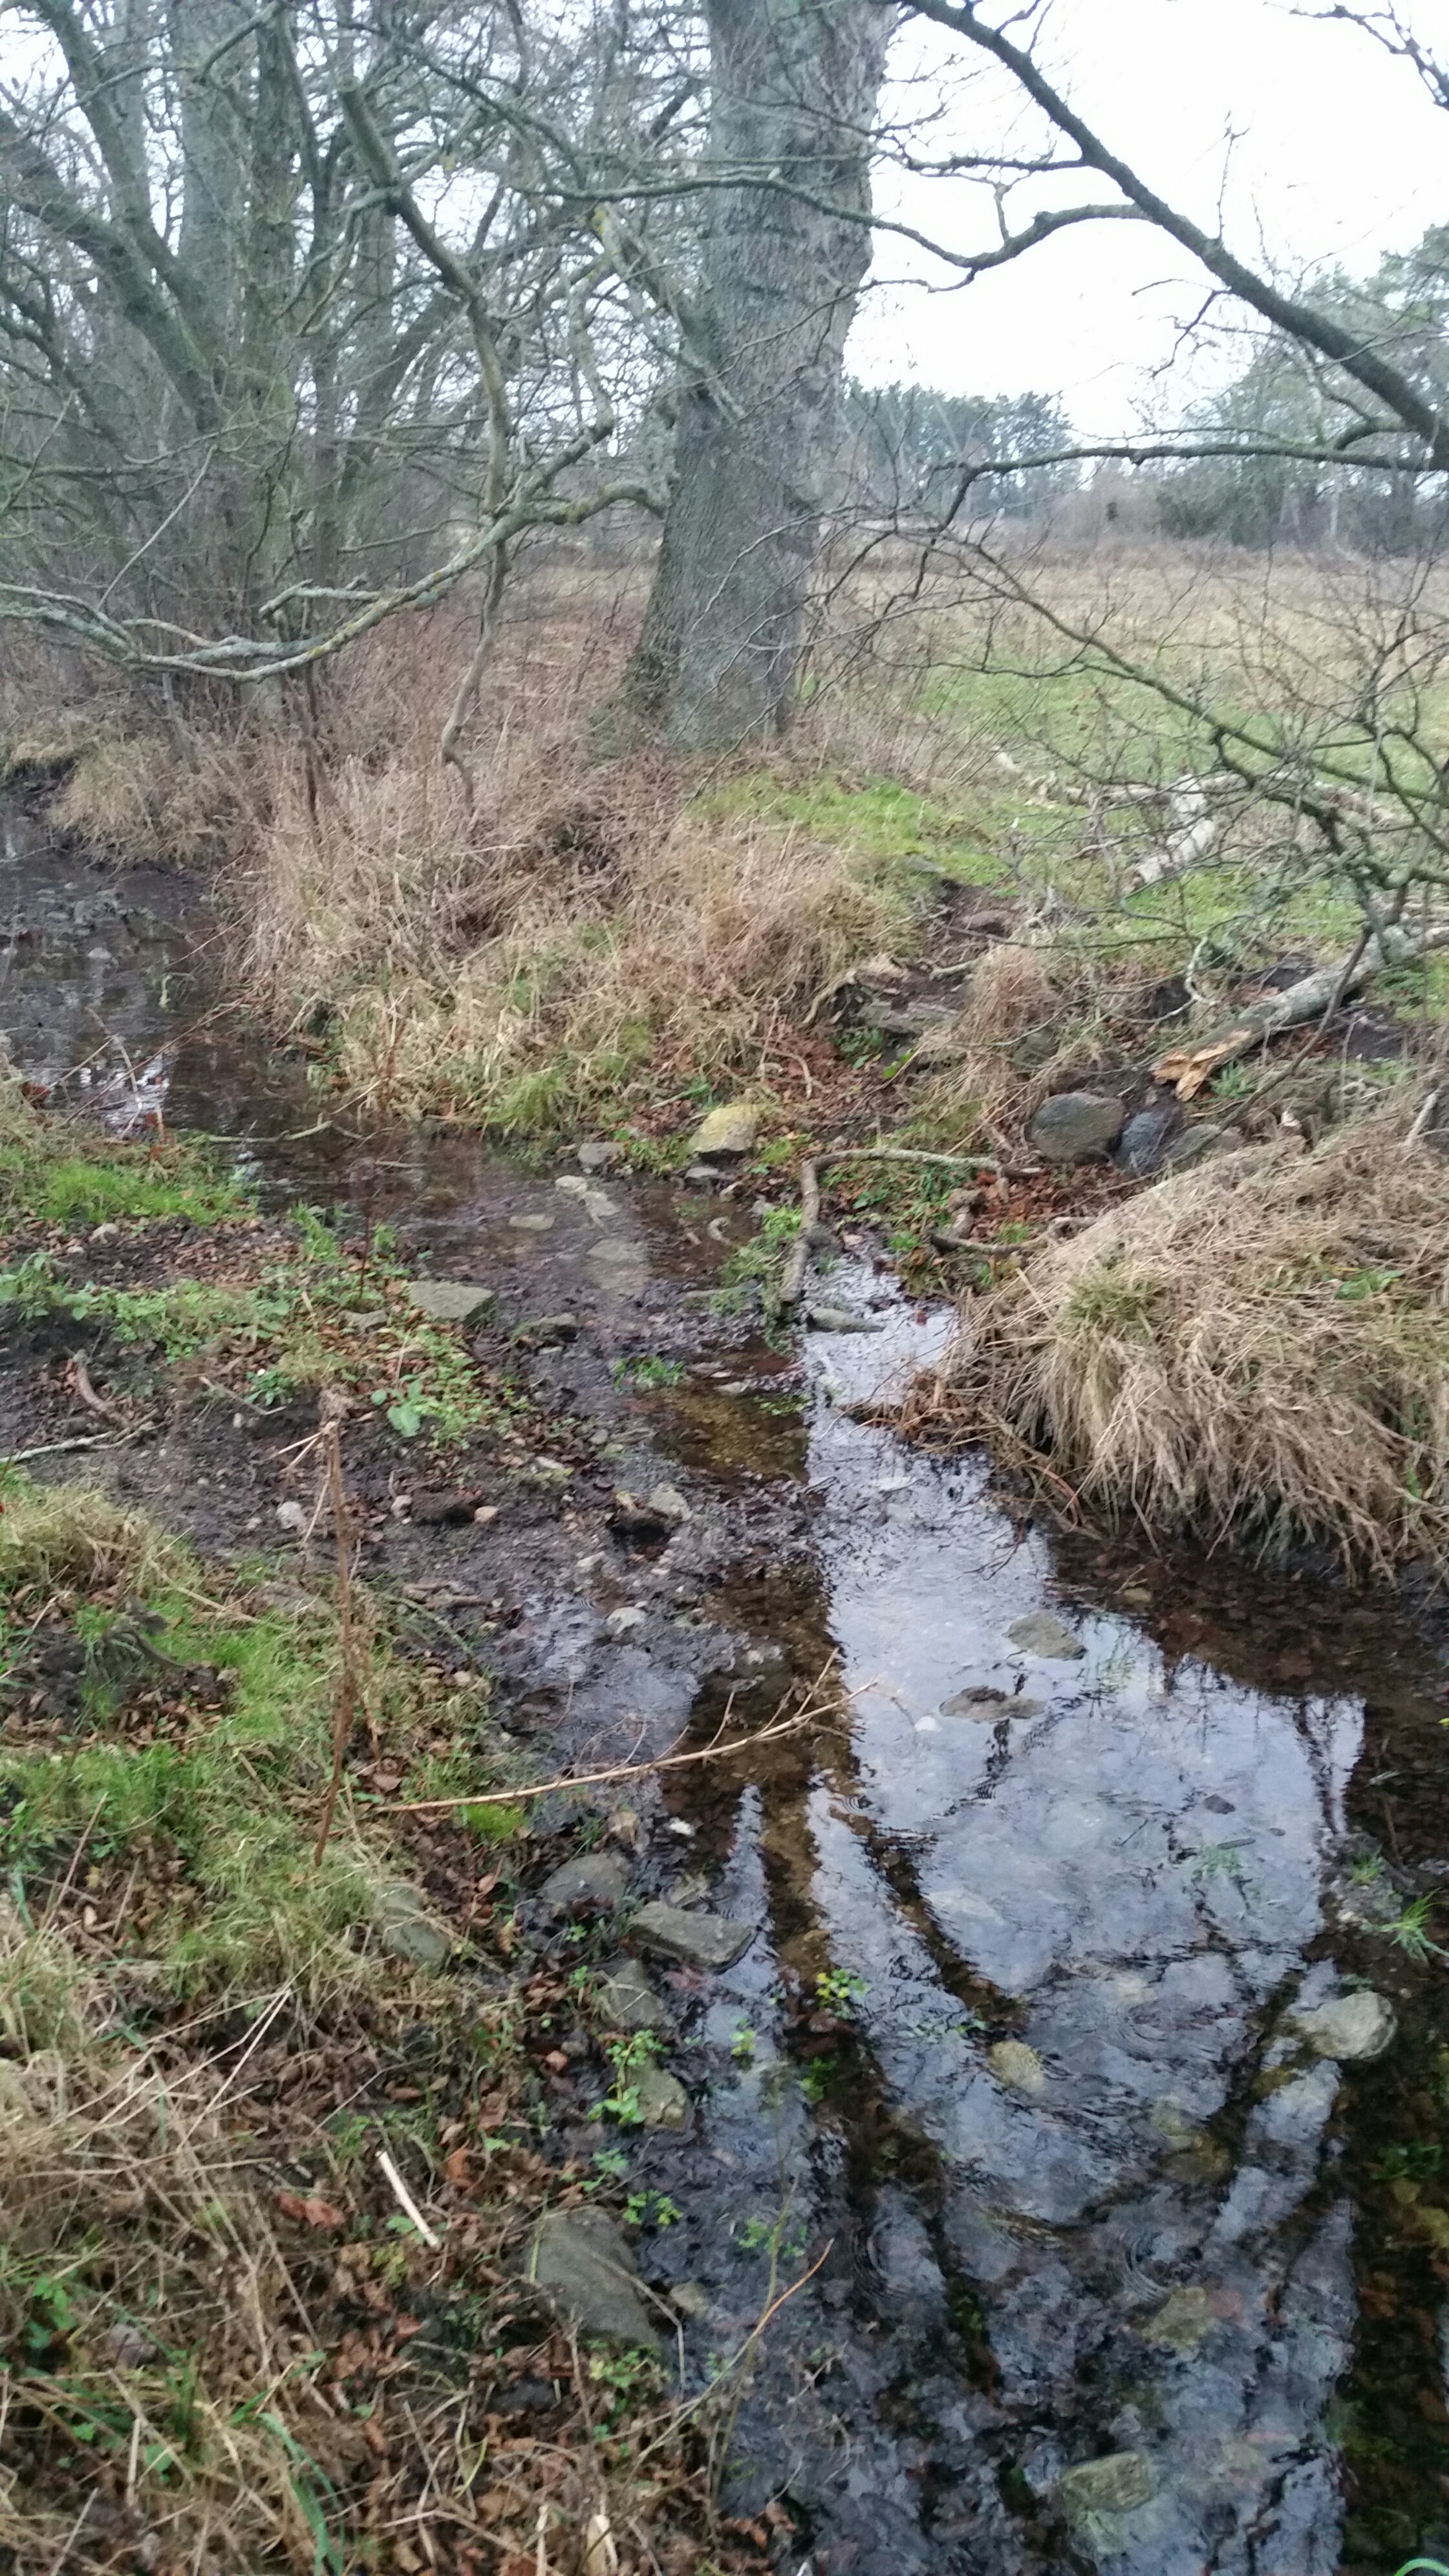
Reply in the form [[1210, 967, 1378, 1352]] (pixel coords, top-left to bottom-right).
[[621, 0, 889, 752]]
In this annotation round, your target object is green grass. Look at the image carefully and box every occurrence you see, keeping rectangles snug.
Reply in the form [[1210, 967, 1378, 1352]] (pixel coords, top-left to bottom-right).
[[0, 1479, 509, 1993], [0, 1125, 248, 1231]]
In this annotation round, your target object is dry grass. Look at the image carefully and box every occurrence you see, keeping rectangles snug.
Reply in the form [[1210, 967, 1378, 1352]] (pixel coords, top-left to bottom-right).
[[907, 1099, 1449, 1573], [237, 611, 914, 1126]]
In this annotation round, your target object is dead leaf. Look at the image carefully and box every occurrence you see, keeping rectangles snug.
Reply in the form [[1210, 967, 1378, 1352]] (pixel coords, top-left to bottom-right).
[[583, 2503, 619, 2576], [1152, 1030, 1252, 1101], [445, 2145, 475, 2190], [275, 2189, 347, 2231], [542, 2050, 569, 2074]]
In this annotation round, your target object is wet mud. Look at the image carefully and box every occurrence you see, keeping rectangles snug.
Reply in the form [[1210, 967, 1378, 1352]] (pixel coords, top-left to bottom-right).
[[5, 794, 1449, 2574]]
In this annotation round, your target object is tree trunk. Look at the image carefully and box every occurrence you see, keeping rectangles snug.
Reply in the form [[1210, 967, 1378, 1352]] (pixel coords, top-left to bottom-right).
[[621, 0, 889, 752]]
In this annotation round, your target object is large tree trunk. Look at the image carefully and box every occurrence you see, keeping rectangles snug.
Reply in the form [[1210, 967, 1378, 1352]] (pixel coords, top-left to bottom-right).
[[622, 0, 889, 752]]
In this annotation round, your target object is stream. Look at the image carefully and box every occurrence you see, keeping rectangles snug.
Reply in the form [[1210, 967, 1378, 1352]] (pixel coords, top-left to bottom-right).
[[6, 795, 1449, 2575]]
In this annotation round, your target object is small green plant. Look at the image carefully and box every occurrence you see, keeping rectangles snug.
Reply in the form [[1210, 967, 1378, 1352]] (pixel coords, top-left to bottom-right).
[[815, 1966, 867, 2015], [730, 2022, 757, 2062], [612, 1354, 684, 1393], [588, 2030, 661, 2126], [1375, 2140, 1443, 2183], [625, 2189, 681, 2229], [1379, 1894, 1445, 1962], [1349, 1852, 1385, 1884]]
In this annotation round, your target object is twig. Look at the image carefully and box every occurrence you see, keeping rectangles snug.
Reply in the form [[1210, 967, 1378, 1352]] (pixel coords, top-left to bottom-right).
[[1, 1431, 138, 1465], [777, 1157, 820, 1309], [312, 1422, 360, 1868], [378, 2149, 442, 2250], [46, 2496, 94, 2576], [1403, 1087, 1441, 1152], [386, 1695, 830, 1816]]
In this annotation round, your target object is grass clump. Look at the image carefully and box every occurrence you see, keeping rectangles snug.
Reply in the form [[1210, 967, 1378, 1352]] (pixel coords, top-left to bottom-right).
[[0, 1479, 500, 1994], [0, 1102, 248, 1232], [910, 1102, 1449, 1574]]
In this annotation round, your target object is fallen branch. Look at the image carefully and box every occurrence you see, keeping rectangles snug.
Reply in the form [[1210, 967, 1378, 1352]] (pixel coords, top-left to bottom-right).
[[1154, 922, 1449, 1099], [820, 1146, 1004, 1173], [777, 1159, 820, 1309], [385, 1695, 830, 1816]]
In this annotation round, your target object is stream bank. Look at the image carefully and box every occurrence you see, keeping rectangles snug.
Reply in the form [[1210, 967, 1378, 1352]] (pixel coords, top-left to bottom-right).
[[4, 804, 1449, 2576]]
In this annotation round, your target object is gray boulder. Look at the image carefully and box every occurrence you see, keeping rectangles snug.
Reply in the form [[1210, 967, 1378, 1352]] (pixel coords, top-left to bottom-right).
[[524, 2208, 661, 2348], [1115, 1102, 1182, 1176], [1027, 1091, 1126, 1165]]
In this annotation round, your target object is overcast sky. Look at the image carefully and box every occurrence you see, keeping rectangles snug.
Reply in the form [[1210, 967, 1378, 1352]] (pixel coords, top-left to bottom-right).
[[850, 0, 1446, 431]]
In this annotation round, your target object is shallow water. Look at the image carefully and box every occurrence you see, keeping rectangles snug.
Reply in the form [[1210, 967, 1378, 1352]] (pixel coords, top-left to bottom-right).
[[6, 799, 1449, 2573]]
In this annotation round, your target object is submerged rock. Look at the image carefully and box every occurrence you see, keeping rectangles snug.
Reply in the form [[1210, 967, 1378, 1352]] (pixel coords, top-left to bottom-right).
[[540, 1851, 632, 1916], [989, 2039, 1046, 2098], [941, 1686, 1045, 1721], [1027, 1090, 1126, 1165], [1056, 2452, 1155, 2524], [1142, 2282, 1214, 2351], [805, 1304, 885, 1333], [406, 1279, 495, 1326], [524, 2208, 661, 2348], [631, 1900, 756, 1971], [1008, 1611, 1085, 1660], [1289, 1989, 1396, 2061], [687, 1101, 761, 1161]]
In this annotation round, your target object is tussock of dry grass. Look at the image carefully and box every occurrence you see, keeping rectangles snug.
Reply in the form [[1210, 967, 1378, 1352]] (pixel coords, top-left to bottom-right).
[[0, 1483, 180, 1597], [240, 635, 912, 1123], [910, 1104, 1449, 1572]]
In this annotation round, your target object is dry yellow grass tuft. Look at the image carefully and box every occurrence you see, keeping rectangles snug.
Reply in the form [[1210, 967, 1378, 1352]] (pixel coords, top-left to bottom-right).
[[908, 1101, 1449, 1573], [238, 632, 914, 1124]]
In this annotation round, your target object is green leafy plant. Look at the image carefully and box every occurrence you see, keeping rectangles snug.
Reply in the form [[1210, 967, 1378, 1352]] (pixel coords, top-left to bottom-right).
[[612, 1354, 683, 1393]]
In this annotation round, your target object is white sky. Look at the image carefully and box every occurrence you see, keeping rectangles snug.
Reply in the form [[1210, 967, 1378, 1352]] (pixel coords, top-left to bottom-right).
[[850, 0, 1446, 432]]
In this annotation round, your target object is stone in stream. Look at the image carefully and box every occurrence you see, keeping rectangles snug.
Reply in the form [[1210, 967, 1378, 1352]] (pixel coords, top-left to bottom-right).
[[1289, 1989, 1396, 2061], [524, 2208, 661, 2349], [1007, 1611, 1085, 1660], [941, 1686, 1045, 1721], [596, 1958, 669, 2032], [645, 1483, 691, 1524], [605, 1604, 647, 1640], [577, 1139, 621, 1173], [805, 1304, 885, 1334], [508, 1212, 555, 1233], [1027, 1090, 1126, 1165], [1055, 2453, 1155, 2526], [989, 2039, 1046, 2098], [631, 1900, 756, 1971], [633, 2062, 689, 2129], [406, 1279, 495, 1326], [1142, 2282, 1214, 2351], [372, 1882, 451, 1968], [539, 1851, 632, 1916], [687, 1100, 761, 1161], [513, 1313, 580, 1347]]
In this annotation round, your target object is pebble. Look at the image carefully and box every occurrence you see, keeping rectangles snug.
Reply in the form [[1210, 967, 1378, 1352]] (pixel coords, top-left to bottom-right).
[[605, 1605, 647, 1640], [806, 1304, 885, 1333], [577, 1141, 621, 1173], [275, 1499, 308, 1534]]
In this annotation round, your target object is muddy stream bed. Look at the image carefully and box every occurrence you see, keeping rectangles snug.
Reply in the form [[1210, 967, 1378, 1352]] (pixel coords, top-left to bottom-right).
[[6, 806, 1449, 2575]]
